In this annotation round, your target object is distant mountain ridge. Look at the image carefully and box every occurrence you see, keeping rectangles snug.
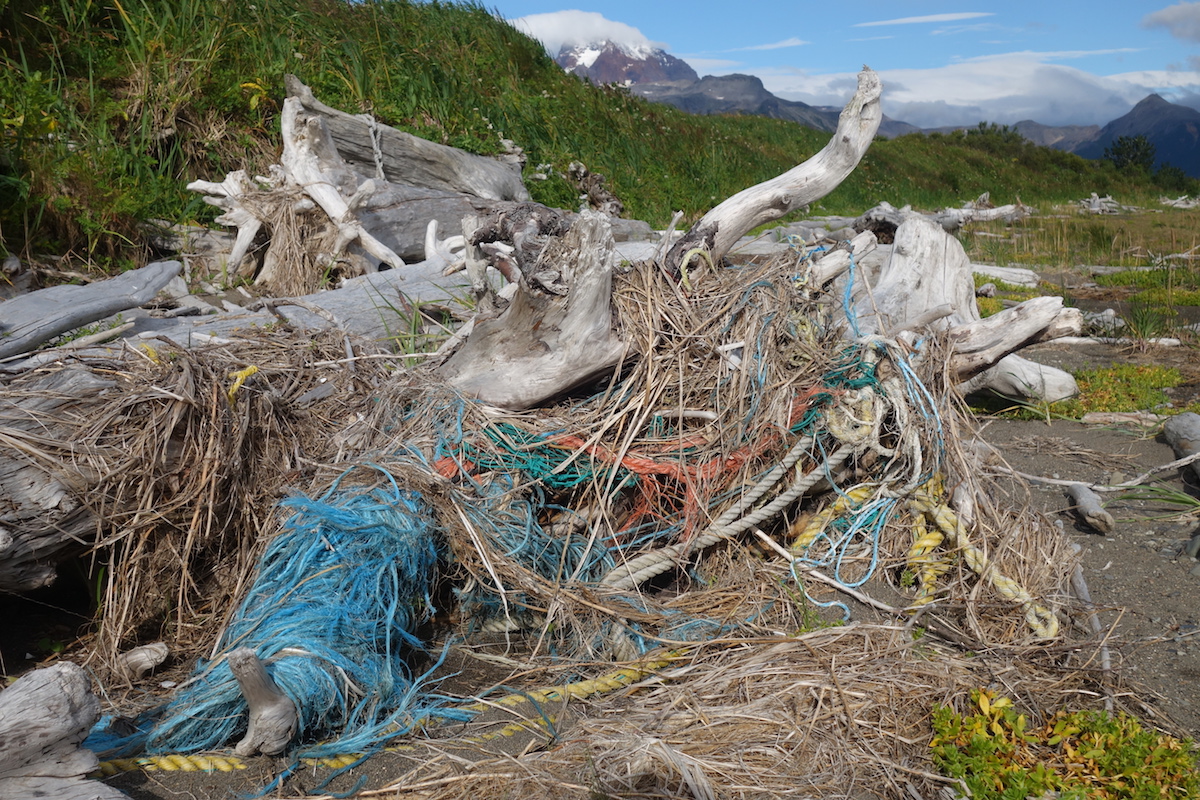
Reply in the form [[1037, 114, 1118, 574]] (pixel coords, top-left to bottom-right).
[[555, 41, 917, 139], [1074, 94, 1200, 177], [554, 39, 1199, 175]]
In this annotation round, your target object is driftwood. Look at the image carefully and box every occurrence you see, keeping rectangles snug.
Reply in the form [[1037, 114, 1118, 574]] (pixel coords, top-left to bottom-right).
[[437, 68, 1077, 409], [1065, 483, 1115, 534], [1162, 413, 1200, 560], [0, 366, 115, 592], [664, 68, 883, 277], [228, 648, 298, 757], [851, 213, 1079, 403], [188, 82, 540, 287], [0, 662, 129, 800], [283, 75, 528, 202], [0, 260, 180, 360], [856, 194, 1032, 238], [438, 209, 626, 409]]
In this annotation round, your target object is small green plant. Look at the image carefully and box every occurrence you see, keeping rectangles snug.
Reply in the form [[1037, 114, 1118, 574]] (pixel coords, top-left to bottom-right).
[[932, 689, 1200, 800]]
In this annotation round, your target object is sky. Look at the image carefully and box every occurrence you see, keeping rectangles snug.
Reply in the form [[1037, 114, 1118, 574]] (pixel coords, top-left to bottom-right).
[[489, 1, 1200, 129]]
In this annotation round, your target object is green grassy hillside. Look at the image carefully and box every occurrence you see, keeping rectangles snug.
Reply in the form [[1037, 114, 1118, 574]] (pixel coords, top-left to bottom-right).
[[0, 0, 1190, 269]]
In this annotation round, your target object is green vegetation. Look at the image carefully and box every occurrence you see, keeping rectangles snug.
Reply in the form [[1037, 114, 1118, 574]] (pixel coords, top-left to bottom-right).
[[1104, 134, 1157, 174], [962, 209, 1200, 270], [932, 689, 1200, 800], [0, 0, 1190, 271], [974, 364, 1191, 421]]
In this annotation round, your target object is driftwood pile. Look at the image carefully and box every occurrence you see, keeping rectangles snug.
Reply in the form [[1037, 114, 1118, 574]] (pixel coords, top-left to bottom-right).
[[0, 69, 1123, 800]]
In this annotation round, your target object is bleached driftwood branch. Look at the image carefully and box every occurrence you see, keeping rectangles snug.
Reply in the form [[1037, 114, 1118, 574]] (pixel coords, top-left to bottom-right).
[[856, 194, 1032, 236], [854, 214, 1079, 403], [0, 663, 129, 800], [1065, 483, 1114, 534], [663, 67, 883, 277], [228, 648, 298, 757]]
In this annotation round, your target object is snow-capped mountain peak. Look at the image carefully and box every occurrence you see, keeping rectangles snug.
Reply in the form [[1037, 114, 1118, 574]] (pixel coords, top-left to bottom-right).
[[555, 40, 698, 86]]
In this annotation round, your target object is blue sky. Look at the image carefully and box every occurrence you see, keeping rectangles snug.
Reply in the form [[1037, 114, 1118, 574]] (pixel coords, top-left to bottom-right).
[[490, 2, 1200, 128]]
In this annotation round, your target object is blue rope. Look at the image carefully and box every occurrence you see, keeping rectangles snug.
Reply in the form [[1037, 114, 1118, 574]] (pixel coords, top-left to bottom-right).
[[88, 467, 464, 759]]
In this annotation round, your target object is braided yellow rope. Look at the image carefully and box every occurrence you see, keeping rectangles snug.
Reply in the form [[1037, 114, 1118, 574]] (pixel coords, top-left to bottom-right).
[[909, 491, 1059, 639], [95, 649, 689, 776], [905, 512, 948, 607], [226, 365, 259, 405]]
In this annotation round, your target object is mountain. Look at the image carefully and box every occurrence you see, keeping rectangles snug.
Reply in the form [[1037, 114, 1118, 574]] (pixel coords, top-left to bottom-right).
[[556, 41, 698, 86], [632, 73, 837, 132], [1074, 94, 1200, 177], [554, 43, 918, 139]]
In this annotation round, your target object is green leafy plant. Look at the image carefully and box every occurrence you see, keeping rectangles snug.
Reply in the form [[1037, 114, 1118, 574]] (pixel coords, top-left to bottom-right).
[[932, 688, 1200, 800]]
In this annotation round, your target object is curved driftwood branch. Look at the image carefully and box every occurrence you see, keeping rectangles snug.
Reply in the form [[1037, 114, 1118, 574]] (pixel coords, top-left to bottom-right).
[[664, 67, 883, 276]]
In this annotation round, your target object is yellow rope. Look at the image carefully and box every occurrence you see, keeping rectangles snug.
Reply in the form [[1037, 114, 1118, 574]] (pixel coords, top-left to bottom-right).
[[905, 512, 949, 608], [94, 649, 689, 776], [226, 365, 259, 406], [791, 485, 875, 553], [909, 491, 1059, 639]]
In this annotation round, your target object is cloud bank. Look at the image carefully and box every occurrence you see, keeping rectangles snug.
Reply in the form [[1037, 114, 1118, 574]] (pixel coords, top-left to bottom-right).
[[1143, 2, 1200, 42], [509, 10, 660, 56], [767, 54, 1189, 128], [854, 12, 995, 28]]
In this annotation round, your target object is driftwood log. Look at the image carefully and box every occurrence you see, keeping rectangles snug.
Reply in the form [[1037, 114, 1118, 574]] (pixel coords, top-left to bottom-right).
[[0, 260, 180, 360], [856, 194, 1032, 238], [189, 81, 535, 284], [0, 662, 129, 800], [283, 75, 528, 203]]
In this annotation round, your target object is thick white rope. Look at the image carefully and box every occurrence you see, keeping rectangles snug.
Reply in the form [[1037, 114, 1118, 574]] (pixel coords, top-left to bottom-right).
[[602, 443, 855, 591]]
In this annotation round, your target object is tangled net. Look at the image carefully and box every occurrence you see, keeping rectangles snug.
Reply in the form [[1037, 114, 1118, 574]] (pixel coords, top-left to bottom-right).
[[7, 243, 1112, 797]]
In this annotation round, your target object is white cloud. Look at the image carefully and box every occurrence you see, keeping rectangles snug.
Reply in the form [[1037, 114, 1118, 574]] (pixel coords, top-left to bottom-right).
[[764, 54, 1200, 128], [508, 10, 662, 56], [957, 48, 1142, 63], [734, 37, 809, 51], [1143, 2, 1200, 42], [854, 12, 994, 28]]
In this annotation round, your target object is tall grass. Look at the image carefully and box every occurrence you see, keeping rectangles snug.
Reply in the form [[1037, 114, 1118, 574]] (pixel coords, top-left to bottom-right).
[[0, 0, 1186, 268]]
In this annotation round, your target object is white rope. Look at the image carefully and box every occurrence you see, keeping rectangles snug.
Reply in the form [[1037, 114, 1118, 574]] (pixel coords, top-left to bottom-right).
[[602, 443, 855, 591], [365, 113, 385, 180]]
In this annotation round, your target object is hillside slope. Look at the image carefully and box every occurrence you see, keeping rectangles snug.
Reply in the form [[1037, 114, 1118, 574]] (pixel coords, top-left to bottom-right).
[[0, 0, 1180, 268]]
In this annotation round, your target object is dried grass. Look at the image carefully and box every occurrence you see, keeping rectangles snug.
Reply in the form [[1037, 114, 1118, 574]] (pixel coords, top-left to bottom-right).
[[0, 242, 1119, 797]]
